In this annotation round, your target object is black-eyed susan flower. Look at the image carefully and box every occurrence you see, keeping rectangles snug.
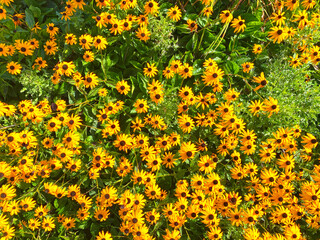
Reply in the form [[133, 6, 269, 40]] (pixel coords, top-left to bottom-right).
[[147, 79, 163, 94], [144, 0, 159, 15], [289, 55, 302, 68], [231, 16, 246, 33], [98, 88, 108, 97], [285, 0, 299, 11], [0, 6, 7, 20], [248, 99, 264, 116], [116, 80, 130, 95], [31, 22, 41, 33], [122, 19, 132, 31], [220, 10, 233, 23], [187, 19, 197, 32], [178, 114, 194, 133], [66, 114, 82, 131], [71, 0, 86, 10], [93, 35, 107, 50], [243, 227, 260, 240], [28, 218, 41, 231], [202, 7, 213, 17], [62, 217, 75, 230], [131, 117, 144, 132], [6, 61, 22, 75], [252, 44, 263, 54], [302, 0, 316, 9], [42, 217, 55, 232], [47, 118, 61, 132], [167, 5, 181, 21], [94, 207, 110, 222], [119, 0, 130, 10], [179, 141, 197, 161], [179, 86, 194, 100], [150, 91, 164, 104], [110, 19, 124, 35], [270, 10, 286, 26], [293, 10, 308, 30], [14, 39, 34, 56], [83, 51, 94, 62], [203, 58, 218, 70], [96, 230, 112, 240], [114, 134, 133, 152], [253, 72, 267, 91], [104, 119, 121, 136], [145, 184, 161, 199], [97, 108, 109, 123], [242, 62, 254, 73], [163, 229, 180, 240], [1, 225, 15, 239], [162, 66, 174, 79], [44, 40, 58, 55], [263, 97, 279, 117], [0, 184, 16, 201], [46, 23, 59, 37], [136, 26, 151, 42], [33, 57, 48, 71], [95, 0, 110, 8], [84, 72, 99, 89], [170, 59, 182, 73], [11, 13, 24, 27], [179, 63, 193, 79], [284, 224, 301, 240], [201, 67, 224, 86], [0, 43, 8, 57], [79, 34, 93, 49], [65, 33, 77, 45], [62, 131, 80, 149], [61, 11, 71, 21], [224, 88, 239, 102], [20, 197, 36, 211], [58, 61, 76, 76], [162, 151, 177, 168], [134, 99, 149, 113], [301, 133, 318, 149], [101, 12, 116, 25], [143, 63, 158, 77], [137, 14, 149, 26], [93, 14, 107, 28], [268, 26, 287, 43]]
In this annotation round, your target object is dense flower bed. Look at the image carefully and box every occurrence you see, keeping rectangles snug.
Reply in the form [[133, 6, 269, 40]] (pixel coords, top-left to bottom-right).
[[0, 0, 320, 239]]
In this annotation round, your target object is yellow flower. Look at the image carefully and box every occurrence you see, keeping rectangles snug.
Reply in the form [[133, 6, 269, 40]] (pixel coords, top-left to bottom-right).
[[136, 27, 151, 42], [252, 44, 263, 54], [231, 16, 246, 33], [6, 61, 22, 75], [268, 26, 287, 43], [116, 80, 130, 95], [220, 10, 233, 23], [167, 5, 181, 21], [242, 62, 254, 73], [143, 63, 158, 77]]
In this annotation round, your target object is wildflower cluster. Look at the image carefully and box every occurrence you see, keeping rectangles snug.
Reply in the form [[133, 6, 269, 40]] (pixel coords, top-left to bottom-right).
[[0, 0, 320, 240]]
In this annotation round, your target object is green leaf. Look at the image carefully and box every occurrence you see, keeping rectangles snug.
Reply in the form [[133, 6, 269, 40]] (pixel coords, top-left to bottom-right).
[[186, 34, 198, 51], [192, 59, 203, 76], [225, 61, 240, 74], [25, 9, 35, 29], [29, 6, 41, 18], [54, 199, 59, 208], [129, 60, 142, 69]]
